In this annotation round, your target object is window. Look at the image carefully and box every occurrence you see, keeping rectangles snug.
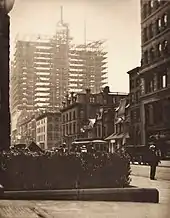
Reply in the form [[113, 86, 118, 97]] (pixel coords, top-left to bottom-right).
[[146, 104, 154, 125], [136, 108, 140, 122], [90, 97, 95, 103], [69, 123, 72, 134], [154, 101, 163, 124], [73, 110, 76, 120], [148, 23, 153, 39], [143, 4, 147, 19], [62, 114, 65, 123], [158, 73, 167, 89], [136, 78, 140, 87], [130, 79, 135, 89], [136, 91, 140, 103], [144, 50, 149, 64], [112, 97, 116, 104], [148, 2, 151, 15], [66, 124, 68, 135], [156, 18, 161, 33], [69, 112, 72, 121], [157, 43, 162, 57], [145, 76, 154, 93], [149, 47, 155, 62], [73, 122, 76, 134], [66, 113, 68, 122], [131, 93, 135, 104], [143, 27, 148, 42], [162, 40, 168, 55], [163, 14, 168, 27], [162, 75, 167, 88], [150, 0, 154, 9], [48, 124, 53, 131]]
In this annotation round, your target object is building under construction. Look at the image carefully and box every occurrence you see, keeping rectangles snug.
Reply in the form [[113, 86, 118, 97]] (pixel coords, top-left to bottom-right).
[[69, 41, 107, 93], [10, 8, 108, 139]]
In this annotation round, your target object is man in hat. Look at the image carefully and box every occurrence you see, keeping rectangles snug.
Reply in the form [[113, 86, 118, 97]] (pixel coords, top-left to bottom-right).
[[148, 144, 160, 180]]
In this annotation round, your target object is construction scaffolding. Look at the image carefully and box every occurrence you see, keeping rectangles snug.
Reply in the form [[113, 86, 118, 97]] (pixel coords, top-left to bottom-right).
[[69, 40, 108, 93], [10, 6, 108, 133]]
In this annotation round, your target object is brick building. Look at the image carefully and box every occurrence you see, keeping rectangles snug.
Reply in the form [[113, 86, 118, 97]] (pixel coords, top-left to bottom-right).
[[60, 86, 127, 149], [127, 67, 142, 146]]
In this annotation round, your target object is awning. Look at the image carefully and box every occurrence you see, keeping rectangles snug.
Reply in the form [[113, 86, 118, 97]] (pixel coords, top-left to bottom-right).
[[105, 133, 117, 141], [72, 141, 91, 145], [92, 140, 107, 144], [115, 117, 124, 124], [123, 132, 130, 139], [116, 133, 124, 139], [105, 133, 123, 140]]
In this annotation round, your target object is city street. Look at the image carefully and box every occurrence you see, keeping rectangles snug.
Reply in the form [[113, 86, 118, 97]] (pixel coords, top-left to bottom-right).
[[0, 164, 170, 218]]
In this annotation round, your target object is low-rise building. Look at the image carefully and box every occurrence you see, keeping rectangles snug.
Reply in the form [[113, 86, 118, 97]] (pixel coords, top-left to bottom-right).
[[60, 86, 128, 149], [127, 67, 142, 146], [36, 112, 61, 150], [13, 109, 36, 145], [105, 96, 130, 153]]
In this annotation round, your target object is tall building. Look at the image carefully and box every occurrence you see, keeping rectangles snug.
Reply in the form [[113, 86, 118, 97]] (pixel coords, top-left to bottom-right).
[[128, 1, 170, 156], [69, 41, 107, 93], [10, 9, 107, 138], [140, 0, 170, 145]]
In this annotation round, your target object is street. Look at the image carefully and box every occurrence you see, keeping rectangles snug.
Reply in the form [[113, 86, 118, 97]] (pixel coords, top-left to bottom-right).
[[0, 163, 170, 218]]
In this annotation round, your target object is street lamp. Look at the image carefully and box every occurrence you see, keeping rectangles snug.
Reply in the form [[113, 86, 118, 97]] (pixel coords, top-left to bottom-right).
[[0, 0, 15, 13], [0, 0, 15, 151]]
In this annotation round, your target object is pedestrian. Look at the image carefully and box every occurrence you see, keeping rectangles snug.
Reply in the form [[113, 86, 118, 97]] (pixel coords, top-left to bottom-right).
[[148, 144, 160, 180]]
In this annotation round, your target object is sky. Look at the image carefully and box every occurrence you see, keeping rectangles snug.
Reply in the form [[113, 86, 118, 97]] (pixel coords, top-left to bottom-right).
[[10, 0, 141, 93]]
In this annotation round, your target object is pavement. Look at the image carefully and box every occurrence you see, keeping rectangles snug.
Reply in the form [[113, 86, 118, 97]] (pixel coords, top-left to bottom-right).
[[131, 162, 170, 181], [0, 164, 170, 218], [131, 160, 170, 168]]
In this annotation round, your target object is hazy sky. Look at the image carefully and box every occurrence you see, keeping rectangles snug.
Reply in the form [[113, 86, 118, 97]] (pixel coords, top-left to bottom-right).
[[10, 0, 141, 92]]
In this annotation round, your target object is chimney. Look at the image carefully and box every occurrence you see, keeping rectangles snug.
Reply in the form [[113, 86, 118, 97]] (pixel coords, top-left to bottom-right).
[[86, 88, 91, 94], [103, 86, 110, 94]]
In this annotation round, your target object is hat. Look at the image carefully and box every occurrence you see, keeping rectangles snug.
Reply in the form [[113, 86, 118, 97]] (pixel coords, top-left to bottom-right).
[[149, 144, 156, 150]]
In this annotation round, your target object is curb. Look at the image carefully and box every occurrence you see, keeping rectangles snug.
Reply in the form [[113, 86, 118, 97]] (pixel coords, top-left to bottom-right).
[[0, 188, 159, 203]]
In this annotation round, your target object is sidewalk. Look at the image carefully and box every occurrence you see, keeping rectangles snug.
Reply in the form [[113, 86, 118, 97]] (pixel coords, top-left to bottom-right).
[[131, 175, 170, 204], [0, 176, 169, 218], [159, 160, 170, 168], [131, 160, 170, 168]]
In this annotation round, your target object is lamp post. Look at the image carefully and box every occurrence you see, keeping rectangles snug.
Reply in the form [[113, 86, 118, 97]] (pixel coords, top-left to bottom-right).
[[0, 0, 15, 150]]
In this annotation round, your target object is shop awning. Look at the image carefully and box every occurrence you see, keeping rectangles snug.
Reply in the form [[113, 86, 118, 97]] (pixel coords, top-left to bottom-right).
[[105, 133, 117, 141], [92, 139, 107, 144], [72, 141, 91, 145]]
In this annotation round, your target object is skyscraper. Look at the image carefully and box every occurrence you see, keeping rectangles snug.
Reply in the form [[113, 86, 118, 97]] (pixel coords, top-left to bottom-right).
[[10, 9, 107, 139]]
